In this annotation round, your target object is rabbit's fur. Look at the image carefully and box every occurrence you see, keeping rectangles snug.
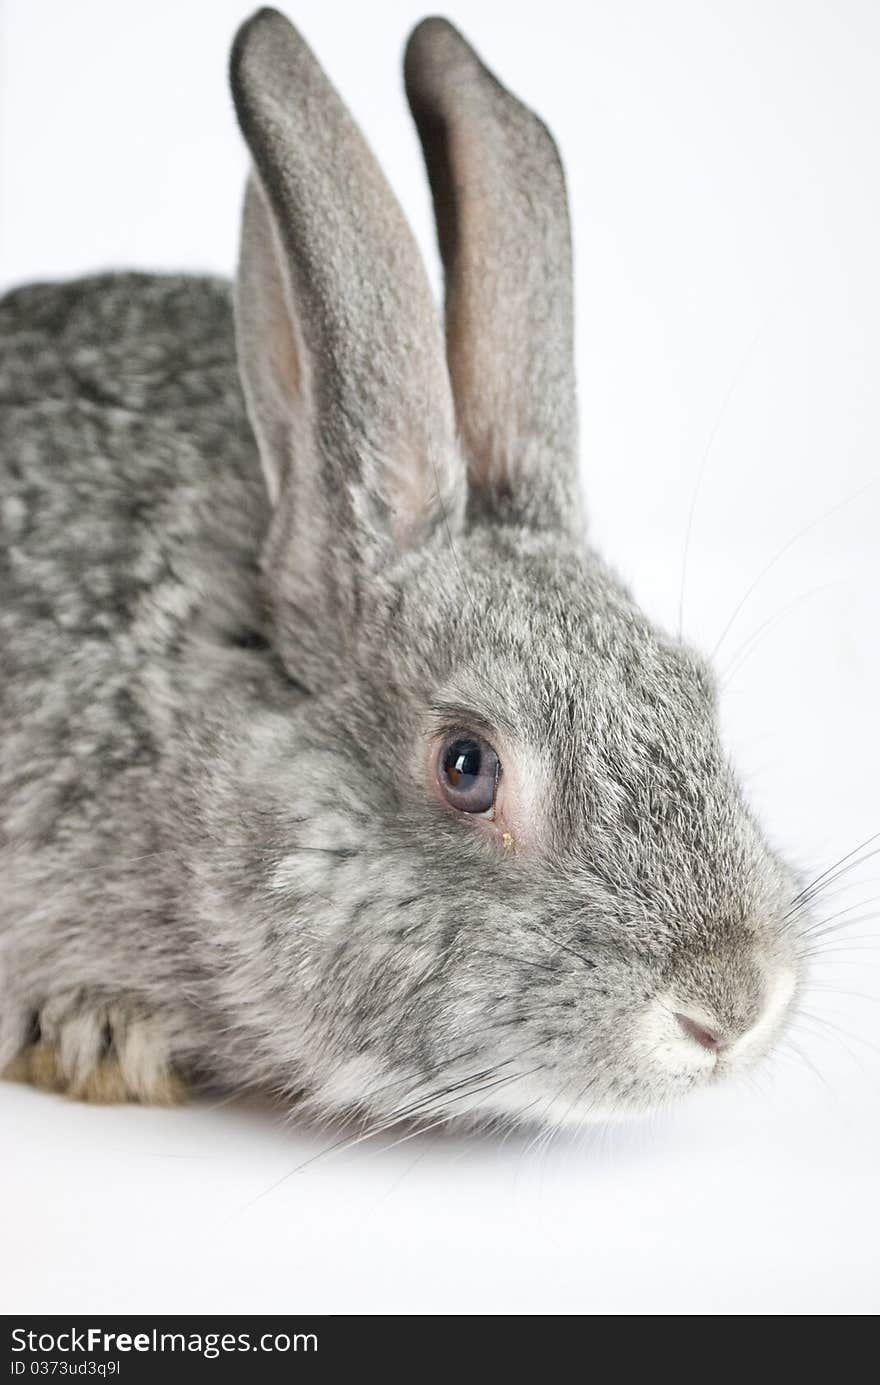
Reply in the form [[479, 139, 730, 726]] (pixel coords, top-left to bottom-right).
[[0, 11, 801, 1123]]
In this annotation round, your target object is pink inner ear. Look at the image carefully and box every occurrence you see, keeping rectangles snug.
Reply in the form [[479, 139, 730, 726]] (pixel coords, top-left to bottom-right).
[[274, 277, 303, 388], [385, 435, 464, 552], [442, 129, 527, 505], [236, 175, 313, 510]]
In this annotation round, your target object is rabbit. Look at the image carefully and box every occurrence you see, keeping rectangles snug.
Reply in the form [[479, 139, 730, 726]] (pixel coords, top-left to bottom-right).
[[0, 8, 803, 1127]]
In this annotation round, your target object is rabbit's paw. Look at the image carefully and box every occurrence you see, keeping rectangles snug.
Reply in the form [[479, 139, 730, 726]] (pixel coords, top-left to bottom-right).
[[1, 993, 186, 1105]]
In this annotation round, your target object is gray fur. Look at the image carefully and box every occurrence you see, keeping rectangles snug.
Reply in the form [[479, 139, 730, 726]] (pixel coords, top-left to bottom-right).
[[0, 10, 803, 1126]]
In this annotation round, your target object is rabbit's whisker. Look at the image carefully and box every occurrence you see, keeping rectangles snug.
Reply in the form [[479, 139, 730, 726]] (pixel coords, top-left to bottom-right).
[[241, 1053, 545, 1210], [526, 917, 597, 978], [783, 832, 880, 920], [794, 1007, 880, 1059], [709, 475, 877, 660], [775, 1033, 833, 1093], [719, 579, 847, 688], [797, 903, 880, 942], [370, 1066, 544, 1159], [803, 945, 880, 961], [677, 319, 768, 638]]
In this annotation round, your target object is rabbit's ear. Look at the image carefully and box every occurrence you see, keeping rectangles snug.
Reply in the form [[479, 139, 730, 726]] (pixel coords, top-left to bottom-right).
[[405, 19, 582, 537], [230, 10, 462, 662]]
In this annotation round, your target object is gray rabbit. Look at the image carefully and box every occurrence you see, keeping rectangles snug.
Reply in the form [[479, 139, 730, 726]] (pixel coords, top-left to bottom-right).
[[0, 10, 801, 1125]]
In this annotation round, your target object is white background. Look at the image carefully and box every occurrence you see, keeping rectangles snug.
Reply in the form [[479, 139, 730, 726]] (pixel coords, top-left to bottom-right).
[[1, 0, 879, 1315]]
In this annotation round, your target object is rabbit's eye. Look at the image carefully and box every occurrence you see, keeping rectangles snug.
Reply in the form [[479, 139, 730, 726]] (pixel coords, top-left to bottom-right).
[[437, 735, 500, 816]]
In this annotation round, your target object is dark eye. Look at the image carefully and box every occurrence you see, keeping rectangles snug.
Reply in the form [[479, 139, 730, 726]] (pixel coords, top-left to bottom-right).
[[437, 735, 501, 815]]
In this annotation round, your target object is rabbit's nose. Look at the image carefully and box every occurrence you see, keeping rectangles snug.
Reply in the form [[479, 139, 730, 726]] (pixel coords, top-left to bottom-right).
[[674, 1012, 727, 1052]]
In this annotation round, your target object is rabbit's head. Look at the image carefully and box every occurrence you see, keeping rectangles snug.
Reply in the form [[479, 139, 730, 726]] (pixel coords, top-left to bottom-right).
[[222, 10, 802, 1126]]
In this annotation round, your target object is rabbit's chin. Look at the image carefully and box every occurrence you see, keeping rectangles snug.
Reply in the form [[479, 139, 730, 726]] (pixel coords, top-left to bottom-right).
[[302, 963, 798, 1136], [475, 966, 799, 1129]]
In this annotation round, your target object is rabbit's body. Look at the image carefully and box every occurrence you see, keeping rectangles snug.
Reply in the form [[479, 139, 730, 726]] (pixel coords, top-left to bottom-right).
[[0, 274, 276, 1096], [1, 12, 805, 1124]]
